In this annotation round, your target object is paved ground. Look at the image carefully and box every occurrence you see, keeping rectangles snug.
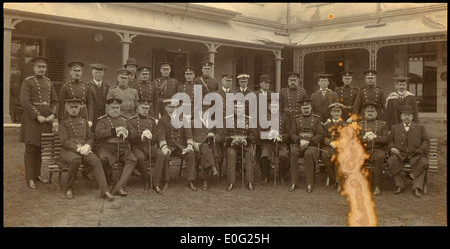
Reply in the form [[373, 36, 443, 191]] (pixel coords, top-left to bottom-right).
[[3, 122, 447, 227]]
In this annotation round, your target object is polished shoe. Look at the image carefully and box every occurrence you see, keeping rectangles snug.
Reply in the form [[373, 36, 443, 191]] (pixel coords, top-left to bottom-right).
[[28, 180, 37, 189], [154, 186, 163, 194], [143, 182, 150, 191], [116, 188, 128, 196], [280, 178, 287, 186], [336, 185, 342, 194], [262, 178, 269, 186], [102, 192, 115, 201], [66, 189, 73, 199], [393, 186, 404, 194], [162, 182, 169, 190], [227, 184, 234, 192], [247, 183, 254, 191], [373, 186, 381, 195], [307, 185, 313, 193], [211, 166, 219, 176], [189, 181, 197, 191], [36, 176, 48, 184], [288, 184, 296, 192], [414, 188, 421, 198], [203, 181, 208, 191]]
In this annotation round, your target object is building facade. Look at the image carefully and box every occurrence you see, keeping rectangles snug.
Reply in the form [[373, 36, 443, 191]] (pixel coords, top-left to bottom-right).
[[4, 3, 447, 123]]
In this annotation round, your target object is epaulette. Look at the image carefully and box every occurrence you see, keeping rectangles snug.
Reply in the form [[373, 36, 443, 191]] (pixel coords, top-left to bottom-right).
[[376, 120, 386, 124], [97, 114, 107, 120], [25, 76, 35, 80], [293, 114, 302, 119], [280, 88, 287, 92], [312, 114, 322, 119], [120, 114, 128, 119], [148, 116, 157, 121], [129, 115, 138, 119], [225, 115, 234, 119]]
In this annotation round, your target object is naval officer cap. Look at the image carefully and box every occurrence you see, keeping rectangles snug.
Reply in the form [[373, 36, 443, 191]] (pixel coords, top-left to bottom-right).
[[393, 75, 411, 82], [363, 70, 377, 77], [31, 56, 49, 64], [222, 73, 233, 79], [237, 74, 250, 80], [163, 98, 179, 107], [328, 102, 345, 110]]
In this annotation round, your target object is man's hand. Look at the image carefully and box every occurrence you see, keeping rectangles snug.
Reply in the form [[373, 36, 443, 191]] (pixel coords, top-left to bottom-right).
[[268, 130, 279, 140], [330, 141, 337, 149], [242, 139, 248, 146], [161, 147, 171, 155], [274, 135, 282, 142], [182, 144, 194, 154], [45, 114, 55, 123], [391, 148, 400, 155], [52, 121, 59, 132], [231, 138, 239, 147], [88, 121, 93, 127], [141, 129, 152, 141], [300, 139, 310, 147], [37, 115, 46, 123], [79, 144, 91, 156], [193, 142, 200, 152], [346, 117, 353, 123], [206, 132, 215, 139]]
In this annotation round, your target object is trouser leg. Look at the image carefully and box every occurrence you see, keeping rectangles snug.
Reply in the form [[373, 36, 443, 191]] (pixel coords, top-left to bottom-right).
[[261, 157, 270, 179], [322, 150, 335, 183], [132, 148, 150, 182], [152, 147, 165, 187], [65, 158, 82, 192], [226, 147, 236, 185], [371, 149, 385, 187], [304, 148, 316, 186], [290, 150, 300, 185], [244, 150, 254, 184], [387, 156, 404, 188], [100, 158, 114, 186], [83, 154, 109, 195], [112, 151, 137, 193], [24, 144, 41, 181], [411, 156, 428, 190], [183, 151, 196, 182]]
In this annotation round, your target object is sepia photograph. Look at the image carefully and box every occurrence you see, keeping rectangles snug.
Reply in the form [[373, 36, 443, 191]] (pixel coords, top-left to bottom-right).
[[3, 2, 447, 234]]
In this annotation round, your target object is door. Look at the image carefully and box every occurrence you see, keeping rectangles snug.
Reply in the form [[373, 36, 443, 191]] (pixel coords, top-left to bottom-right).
[[324, 59, 344, 90]]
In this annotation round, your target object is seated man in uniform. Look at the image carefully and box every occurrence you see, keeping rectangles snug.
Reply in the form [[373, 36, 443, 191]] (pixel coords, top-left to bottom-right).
[[217, 102, 256, 191], [127, 98, 166, 194], [321, 102, 347, 194], [157, 99, 197, 191], [58, 98, 114, 201], [387, 105, 430, 198], [95, 98, 138, 196], [358, 102, 389, 195], [289, 99, 323, 193]]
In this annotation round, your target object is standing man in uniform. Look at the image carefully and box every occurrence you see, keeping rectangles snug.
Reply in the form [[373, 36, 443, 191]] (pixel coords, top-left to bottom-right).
[[87, 63, 110, 132], [20, 56, 58, 189], [194, 61, 219, 110], [59, 61, 94, 127], [279, 72, 308, 124], [95, 98, 137, 196], [235, 74, 254, 117], [387, 105, 430, 198], [124, 58, 139, 88], [289, 99, 323, 193], [154, 62, 180, 117], [311, 74, 339, 123], [358, 102, 389, 195], [217, 102, 257, 191], [157, 99, 197, 191], [385, 76, 419, 131], [257, 101, 290, 186], [58, 98, 114, 200], [177, 66, 196, 113], [127, 98, 165, 193], [132, 65, 159, 119], [353, 70, 386, 121], [321, 103, 347, 193], [107, 68, 139, 118], [335, 71, 359, 122]]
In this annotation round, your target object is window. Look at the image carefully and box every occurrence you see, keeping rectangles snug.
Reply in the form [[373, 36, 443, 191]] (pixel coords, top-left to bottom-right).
[[408, 54, 437, 112]]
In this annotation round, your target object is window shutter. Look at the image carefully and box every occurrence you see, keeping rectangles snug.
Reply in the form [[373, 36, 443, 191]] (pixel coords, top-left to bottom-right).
[[47, 39, 65, 96]]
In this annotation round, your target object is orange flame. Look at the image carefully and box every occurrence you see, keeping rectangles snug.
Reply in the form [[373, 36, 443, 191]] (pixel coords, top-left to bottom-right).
[[335, 119, 378, 226]]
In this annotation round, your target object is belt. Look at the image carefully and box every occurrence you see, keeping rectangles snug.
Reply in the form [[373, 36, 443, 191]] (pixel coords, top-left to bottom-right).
[[105, 138, 127, 143], [32, 102, 50, 106], [299, 132, 313, 138]]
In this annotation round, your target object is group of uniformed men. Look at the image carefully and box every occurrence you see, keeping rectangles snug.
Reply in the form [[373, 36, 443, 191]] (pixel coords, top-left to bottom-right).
[[20, 56, 430, 201]]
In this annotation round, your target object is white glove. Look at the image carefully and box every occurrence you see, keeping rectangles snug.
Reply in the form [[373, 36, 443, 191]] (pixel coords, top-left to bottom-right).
[[268, 130, 279, 140], [46, 114, 55, 123], [274, 135, 282, 142], [182, 145, 194, 154], [141, 129, 152, 141], [80, 144, 91, 155], [37, 115, 46, 123], [391, 148, 400, 155], [193, 142, 200, 152], [231, 138, 239, 147], [330, 141, 337, 149], [88, 121, 93, 127], [162, 147, 171, 155], [300, 139, 310, 148], [346, 118, 353, 123], [206, 132, 215, 139], [52, 121, 59, 133], [242, 139, 248, 146]]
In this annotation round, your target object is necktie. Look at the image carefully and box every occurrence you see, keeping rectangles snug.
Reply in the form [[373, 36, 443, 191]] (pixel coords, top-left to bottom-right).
[[322, 90, 326, 96], [405, 123, 410, 131]]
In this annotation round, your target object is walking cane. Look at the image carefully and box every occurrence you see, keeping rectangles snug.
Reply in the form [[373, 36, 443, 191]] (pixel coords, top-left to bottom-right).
[[369, 140, 375, 187], [241, 141, 245, 190], [274, 141, 279, 187], [212, 137, 220, 187], [113, 138, 120, 184], [148, 138, 153, 191]]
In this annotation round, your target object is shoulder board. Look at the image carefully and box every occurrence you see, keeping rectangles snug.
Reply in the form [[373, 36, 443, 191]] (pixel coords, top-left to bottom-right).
[[244, 115, 252, 119], [120, 114, 128, 119], [376, 120, 386, 124], [225, 115, 234, 119], [148, 116, 156, 121], [97, 114, 107, 120], [129, 115, 138, 119], [25, 76, 35, 80], [280, 88, 287, 92], [293, 114, 302, 119], [312, 114, 322, 119]]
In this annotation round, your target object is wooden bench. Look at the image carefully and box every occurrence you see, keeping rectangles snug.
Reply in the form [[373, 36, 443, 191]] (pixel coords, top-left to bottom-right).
[[41, 133, 88, 193]]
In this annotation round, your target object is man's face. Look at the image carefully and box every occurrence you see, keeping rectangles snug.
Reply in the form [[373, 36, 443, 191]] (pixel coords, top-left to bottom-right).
[[401, 113, 413, 124], [66, 104, 80, 117], [107, 104, 121, 118], [165, 105, 176, 115], [138, 105, 150, 116], [330, 108, 342, 120], [239, 79, 248, 89], [222, 78, 232, 89], [365, 76, 376, 86], [69, 67, 82, 80], [202, 66, 211, 76], [260, 81, 270, 91], [33, 62, 47, 76], [342, 76, 352, 86], [92, 69, 104, 81], [364, 106, 378, 120], [397, 81, 407, 92], [185, 72, 195, 82], [300, 105, 312, 115], [138, 71, 150, 82], [160, 66, 171, 77], [117, 75, 129, 88], [288, 77, 299, 89], [125, 65, 137, 75], [318, 78, 329, 89]]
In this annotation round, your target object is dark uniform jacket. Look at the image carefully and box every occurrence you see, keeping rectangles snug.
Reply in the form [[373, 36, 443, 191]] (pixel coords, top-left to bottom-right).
[[290, 114, 323, 146], [257, 112, 290, 145], [59, 79, 94, 122], [156, 113, 193, 152], [353, 85, 386, 120], [279, 87, 308, 122], [311, 89, 339, 122], [358, 119, 389, 150], [177, 81, 196, 104], [154, 76, 180, 101], [20, 75, 59, 146], [192, 118, 216, 144], [193, 75, 219, 97], [58, 116, 93, 163], [387, 122, 430, 160], [218, 114, 256, 147], [132, 80, 159, 117], [95, 114, 130, 149], [323, 119, 347, 148], [127, 114, 158, 150], [87, 80, 110, 129], [213, 87, 232, 118], [335, 85, 359, 120]]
